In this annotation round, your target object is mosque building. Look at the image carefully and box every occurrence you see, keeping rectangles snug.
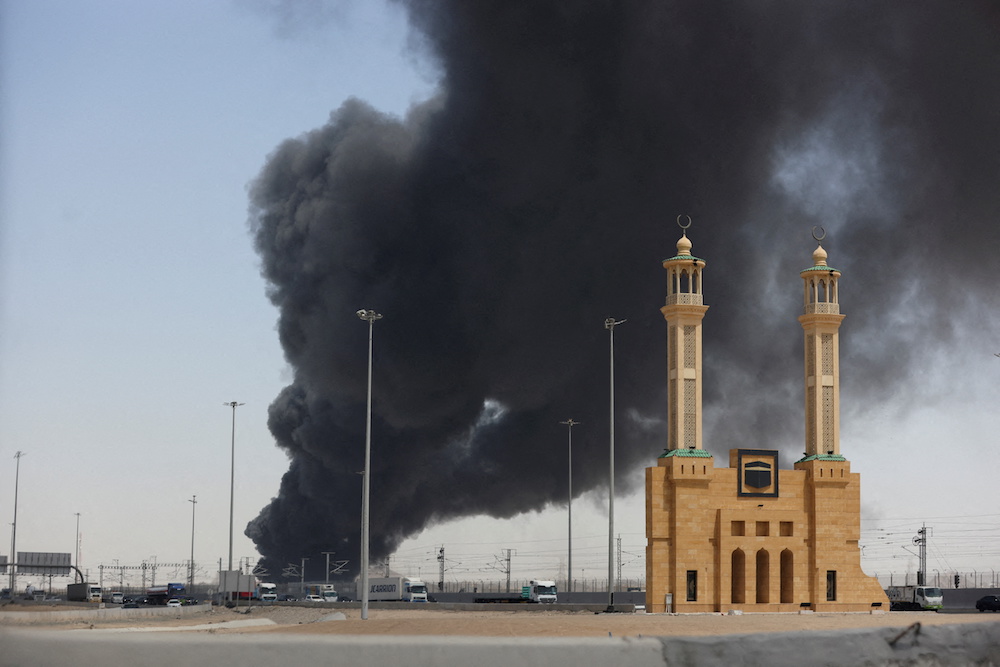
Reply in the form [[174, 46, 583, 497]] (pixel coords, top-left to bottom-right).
[[644, 226, 889, 613]]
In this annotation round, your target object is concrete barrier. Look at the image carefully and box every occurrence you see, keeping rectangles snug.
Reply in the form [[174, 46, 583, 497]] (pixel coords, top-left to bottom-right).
[[2, 618, 998, 666], [0, 603, 208, 625]]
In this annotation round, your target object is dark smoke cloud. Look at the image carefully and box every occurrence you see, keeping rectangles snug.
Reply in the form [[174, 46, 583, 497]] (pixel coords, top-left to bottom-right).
[[246, 1, 1000, 579]]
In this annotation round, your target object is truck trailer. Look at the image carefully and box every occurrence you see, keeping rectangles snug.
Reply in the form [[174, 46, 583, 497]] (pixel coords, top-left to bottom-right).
[[474, 580, 558, 604], [66, 583, 102, 603], [366, 577, 428, 602], [886, 585, 943, 611]]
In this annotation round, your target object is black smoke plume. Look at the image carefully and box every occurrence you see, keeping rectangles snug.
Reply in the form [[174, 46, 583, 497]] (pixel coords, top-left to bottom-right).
[[246, 1, 1000, 580]]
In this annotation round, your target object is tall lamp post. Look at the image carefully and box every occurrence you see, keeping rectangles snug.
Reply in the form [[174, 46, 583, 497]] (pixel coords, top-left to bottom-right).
[[224, 401, 244, 599], [357, 308, 382, 621], [188, 495, 198, 590], [74, 512, 81, 572], [604, 318, 625, 611], [9, 451, 25, 594], [559, 419, 580, 593]]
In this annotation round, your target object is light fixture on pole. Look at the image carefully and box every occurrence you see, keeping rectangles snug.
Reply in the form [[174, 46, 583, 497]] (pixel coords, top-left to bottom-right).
[[357, 308, 383, 621], [188, 495, 197, 590], [604, 317, 625, 611], [559, 419, 580, 593], [10, 451, 24, 594], [224, 401, 245, 601]]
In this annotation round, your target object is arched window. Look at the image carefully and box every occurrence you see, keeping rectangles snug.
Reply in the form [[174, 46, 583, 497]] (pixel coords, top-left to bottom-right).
[[731, 549, 746, 604], [780, 549, 794, 603], [756, 549, 770, 603]]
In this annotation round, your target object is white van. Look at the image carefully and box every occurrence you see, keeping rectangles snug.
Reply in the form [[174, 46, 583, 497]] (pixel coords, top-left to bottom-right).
[[111, 592, 124, 604]]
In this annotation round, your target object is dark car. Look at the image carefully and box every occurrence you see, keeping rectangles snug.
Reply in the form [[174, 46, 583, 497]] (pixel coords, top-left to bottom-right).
[[975, 595, 1000, 612], [277, 594, 298, 602]]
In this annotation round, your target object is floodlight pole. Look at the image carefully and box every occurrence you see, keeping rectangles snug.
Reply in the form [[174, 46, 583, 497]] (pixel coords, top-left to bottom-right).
[[9, 451, 24, 594], [188, 495, 197, 590], [604, 318, 625, 611], [224, 402, 244, 573], [224, 401, 244, 603], [74, 512, 81, 571], [560, 419, 580, 593], [357, 309, 382, 621]]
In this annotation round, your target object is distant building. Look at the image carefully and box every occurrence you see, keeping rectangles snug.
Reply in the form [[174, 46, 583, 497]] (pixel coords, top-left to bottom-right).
[[645, 228, 888, 613]]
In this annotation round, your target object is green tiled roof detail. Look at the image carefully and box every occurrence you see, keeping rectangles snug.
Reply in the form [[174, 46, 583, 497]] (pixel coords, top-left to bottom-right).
[[795, 454, 847, 463], [659, 448, 713, 458], [664, 254, 704, 263], [800, 265, 840, 274]]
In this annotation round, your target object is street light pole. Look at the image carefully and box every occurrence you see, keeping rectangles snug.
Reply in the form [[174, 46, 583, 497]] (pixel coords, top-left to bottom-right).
[[74, 512, 81, 572], [9, 451, 24, 594], [188, 495, 197, 590], [604, 318, 625, 611], [559, 419, 580, 593], [223, 401, 244, 574], [357, 309, 383, 621]]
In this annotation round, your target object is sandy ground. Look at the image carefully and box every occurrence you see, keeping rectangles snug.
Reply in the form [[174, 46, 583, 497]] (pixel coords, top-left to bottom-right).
[[5, 604, 1000, 638]]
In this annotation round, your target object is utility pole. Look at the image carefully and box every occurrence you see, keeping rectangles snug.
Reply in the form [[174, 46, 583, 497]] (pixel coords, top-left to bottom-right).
[[616, 534, 622, 593], [501, 549, 514, 593], [437, 546, 445, 592], [322, 551, 336, 584], [914, 525, 930, 586]]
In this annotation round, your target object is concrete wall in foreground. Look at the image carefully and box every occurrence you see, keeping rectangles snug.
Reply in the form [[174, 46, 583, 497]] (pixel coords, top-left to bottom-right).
[[2, 618, 999, 667]]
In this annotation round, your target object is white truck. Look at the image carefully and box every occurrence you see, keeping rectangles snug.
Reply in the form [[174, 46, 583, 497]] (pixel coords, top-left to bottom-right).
[[886, 585, 943, 611], [66, 582, 102, 603], [366, 576, 429, 602], [304, 584, 339, 602], [522, 580, 558, 603], [258, 582, 278, 601]]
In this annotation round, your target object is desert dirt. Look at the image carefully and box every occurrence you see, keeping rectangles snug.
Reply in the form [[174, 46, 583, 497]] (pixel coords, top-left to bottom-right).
[[5, 603, 1000, 638]]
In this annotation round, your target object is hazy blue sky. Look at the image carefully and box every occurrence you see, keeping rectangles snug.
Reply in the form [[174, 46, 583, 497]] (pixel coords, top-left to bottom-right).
[[1, 1, 997, 592]]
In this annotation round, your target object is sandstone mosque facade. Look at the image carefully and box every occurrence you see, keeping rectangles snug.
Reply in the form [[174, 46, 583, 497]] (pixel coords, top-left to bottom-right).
[[645, 229, 889, 613]]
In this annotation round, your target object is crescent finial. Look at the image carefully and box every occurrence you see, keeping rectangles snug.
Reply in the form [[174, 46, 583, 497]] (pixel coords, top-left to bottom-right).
[[677, 214, 692, 230], [811, 225, 826, 242]]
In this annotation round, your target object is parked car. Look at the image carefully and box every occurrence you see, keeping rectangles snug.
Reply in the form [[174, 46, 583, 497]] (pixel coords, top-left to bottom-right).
[[166, 598, 183, 607], [305, 594, 324, 602], [975, 595, 1000, 612], [277, 594, 298, 602]]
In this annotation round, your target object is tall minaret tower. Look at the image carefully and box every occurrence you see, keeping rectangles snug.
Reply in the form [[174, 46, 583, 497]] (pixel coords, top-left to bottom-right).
[[798, 231, 845, 457], [661, 217, 708, 452]]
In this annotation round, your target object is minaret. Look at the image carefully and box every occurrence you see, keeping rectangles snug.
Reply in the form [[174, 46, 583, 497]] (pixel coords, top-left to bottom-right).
[[660, 218, 708, 452], [798, 233, 845, 457]]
